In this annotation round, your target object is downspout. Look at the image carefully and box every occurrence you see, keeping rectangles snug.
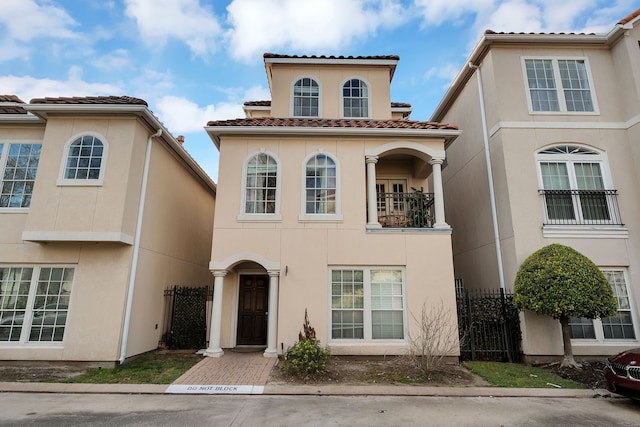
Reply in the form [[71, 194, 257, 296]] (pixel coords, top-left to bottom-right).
[[468, 62, 506, 290], [118, 128, 162, 364]]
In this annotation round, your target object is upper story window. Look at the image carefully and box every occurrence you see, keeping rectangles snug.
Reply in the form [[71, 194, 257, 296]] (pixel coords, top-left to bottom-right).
[[342, 79, 369, 118], [537, 145, 621, 226], [293, 78, 319, 117], [61, 135, 106, 184], [0, 143, 41, 208], [524, 58, 596, 113], [243, 152, 279, 215], [305, 154, 337, 214]]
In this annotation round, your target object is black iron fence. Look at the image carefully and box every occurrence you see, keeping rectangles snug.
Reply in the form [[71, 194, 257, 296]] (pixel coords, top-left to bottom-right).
[[539, 189, 622, 226], [456, 286, 522, 362], [161, 285, 213, 350]]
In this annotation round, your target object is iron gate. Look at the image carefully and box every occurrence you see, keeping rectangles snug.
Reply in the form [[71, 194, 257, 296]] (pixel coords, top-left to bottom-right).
[[162, 285, 213, 350], [456, 286, 522, 362]]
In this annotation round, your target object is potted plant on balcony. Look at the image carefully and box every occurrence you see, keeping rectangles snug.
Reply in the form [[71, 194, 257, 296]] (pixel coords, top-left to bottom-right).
[[406, 187, 433, 228]]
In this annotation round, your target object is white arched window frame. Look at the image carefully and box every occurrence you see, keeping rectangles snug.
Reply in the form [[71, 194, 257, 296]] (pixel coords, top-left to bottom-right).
[[292, 76, 321, 117], [238, 150, 281, 221], [341, 77, 370, 118], [299, 151, 342, 221], [535, 144, 622, 230], [58, 132, 108, 186]]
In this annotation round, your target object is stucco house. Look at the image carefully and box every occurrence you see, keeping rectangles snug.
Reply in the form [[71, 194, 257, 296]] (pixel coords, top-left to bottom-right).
[[0, 95, 216, 365], [204, 54, 461, 358], [432, 10, 640, 361]]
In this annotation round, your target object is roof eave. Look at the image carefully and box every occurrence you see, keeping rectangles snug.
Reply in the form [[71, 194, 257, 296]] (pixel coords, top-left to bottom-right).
[[0, 114, 46, 124]]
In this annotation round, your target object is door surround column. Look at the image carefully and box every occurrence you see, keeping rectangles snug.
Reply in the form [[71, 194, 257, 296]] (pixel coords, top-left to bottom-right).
[[429, 157, 450, 228], [264, 270, 280, 358], [366, 155, 381, 229], [204, 270, 227, 358]]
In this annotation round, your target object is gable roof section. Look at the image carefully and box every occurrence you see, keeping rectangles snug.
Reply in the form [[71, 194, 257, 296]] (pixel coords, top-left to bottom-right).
[[205, 117, 460, 148], [430, 8, 639, 122], [22, 95, 215, 192]]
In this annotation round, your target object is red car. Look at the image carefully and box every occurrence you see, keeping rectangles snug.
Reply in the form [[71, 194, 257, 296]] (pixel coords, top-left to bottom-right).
[[604, 348, 640, 399]]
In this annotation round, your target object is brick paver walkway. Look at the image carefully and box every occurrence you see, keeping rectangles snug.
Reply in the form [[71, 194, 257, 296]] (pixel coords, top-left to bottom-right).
[[172, 350, 276, 385]]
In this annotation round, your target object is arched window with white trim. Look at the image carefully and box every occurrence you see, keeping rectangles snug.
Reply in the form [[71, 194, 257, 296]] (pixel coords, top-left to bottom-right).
[[305, 153, 337, 214], [293, 78, 319, 117], [59, 134, 107, 185], [243, 152, 279, 215], [342, 79, 369, 118]]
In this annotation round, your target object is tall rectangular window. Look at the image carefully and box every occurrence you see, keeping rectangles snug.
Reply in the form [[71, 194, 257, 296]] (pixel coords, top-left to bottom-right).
[[570, 269, 636, 341], [0, 143, 41, 208], [524, 58, 595, 113], [245, 153, 278, 214], [0, 266, 74, 344], [331, 268, 404, 341]]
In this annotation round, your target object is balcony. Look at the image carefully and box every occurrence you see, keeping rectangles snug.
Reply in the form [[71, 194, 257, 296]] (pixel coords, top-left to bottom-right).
[[539, 189, 623, 226], [376, 191, 435, 228]]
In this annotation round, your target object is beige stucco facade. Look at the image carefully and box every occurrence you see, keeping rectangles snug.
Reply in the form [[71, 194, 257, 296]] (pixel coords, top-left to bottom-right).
[[433, 13, 640, 359], [0, 99, 215, 364], [206, 55, 461, 358]]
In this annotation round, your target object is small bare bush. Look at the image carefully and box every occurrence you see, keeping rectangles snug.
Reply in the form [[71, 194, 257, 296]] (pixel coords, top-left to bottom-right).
[[408, 300, 460, 375]]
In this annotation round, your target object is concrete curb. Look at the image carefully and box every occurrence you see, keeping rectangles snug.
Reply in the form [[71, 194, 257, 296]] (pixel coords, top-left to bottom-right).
[[0, 382, 614, 398]]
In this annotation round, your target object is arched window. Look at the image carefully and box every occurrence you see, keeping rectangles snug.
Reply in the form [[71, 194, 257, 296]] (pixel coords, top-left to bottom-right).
[[536, 145, 618, 225], [244, 152, 278, 214], [342, 79, 369, 118], [305, 154, 336, 214], [293, 78, 319, 117], [64, 135, 105, 180]]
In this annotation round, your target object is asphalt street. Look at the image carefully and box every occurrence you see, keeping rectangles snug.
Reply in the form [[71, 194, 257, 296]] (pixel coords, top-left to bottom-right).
[[0, 393, 638, 426]]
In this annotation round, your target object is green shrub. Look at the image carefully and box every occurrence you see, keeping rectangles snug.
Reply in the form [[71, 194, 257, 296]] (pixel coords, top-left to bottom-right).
[[281, 338, 330, 376]]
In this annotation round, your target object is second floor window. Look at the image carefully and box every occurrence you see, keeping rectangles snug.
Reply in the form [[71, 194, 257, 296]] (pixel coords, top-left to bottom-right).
[[245, 153, 278, 214], [0, 143, 41, 208], [343, 79, 369, 118], [64, 135, 104, 180], [293, 78, 319, 117], [537, 145, 621, 226], [305, 154, 336, 214], [524, 58, 595, 113]]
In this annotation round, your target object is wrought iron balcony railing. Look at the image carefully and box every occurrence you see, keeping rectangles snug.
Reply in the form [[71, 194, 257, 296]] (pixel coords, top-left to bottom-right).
[[539, 189, 623, 226], [376, 191, 435, 228]]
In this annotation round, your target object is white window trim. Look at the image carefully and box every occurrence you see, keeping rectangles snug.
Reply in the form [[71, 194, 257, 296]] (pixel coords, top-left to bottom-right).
[[340, 76, 372, 119], [0, 139, 42, 211], [535, 144, 620, 232], [327, 266, 407, 344], [238, 150, 282, 221], [0, 265, 75, 346], [57, 132, 109, 186], [290, 75, 322, 118], [299, 150, 343, 221], [521, 56, 599, 115], [570, 268, 638, 345]]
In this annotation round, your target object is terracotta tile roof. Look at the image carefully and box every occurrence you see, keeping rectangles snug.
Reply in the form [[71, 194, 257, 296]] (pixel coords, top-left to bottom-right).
[[29, 96, 148, 106], [244, 100, 271, 106], [484, 29, 596, 36], [264, 53, 399, 61], [619, 9, 640, 25], [391, 102, 411, 108], [0, 95, 27, 114], [207, 117, 457, 130]]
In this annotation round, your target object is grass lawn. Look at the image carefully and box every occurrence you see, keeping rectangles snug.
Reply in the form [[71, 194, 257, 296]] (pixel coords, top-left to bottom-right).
[[465, 361, 583, 389], [55, 351, 202, 384]]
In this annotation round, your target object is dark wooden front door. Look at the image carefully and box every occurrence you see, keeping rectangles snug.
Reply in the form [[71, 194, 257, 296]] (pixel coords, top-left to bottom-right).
[[236, 275, 269, 346]]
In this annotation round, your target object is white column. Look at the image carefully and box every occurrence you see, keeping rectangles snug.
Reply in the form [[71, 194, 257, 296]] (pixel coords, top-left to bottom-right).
[[365, 155, 381, 229], [264, 271, 280, 358], [430, 158, 450, 228], [204, 270, 227, 357]]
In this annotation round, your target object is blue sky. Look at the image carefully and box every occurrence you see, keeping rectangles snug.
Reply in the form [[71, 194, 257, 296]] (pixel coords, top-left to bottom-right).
[[2, 0, 637, 180]]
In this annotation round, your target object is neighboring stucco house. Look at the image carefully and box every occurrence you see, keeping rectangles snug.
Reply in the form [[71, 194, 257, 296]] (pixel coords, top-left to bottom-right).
[[432, 10, 640, 361], [204, 54, 461, 358], [0, 95, 216, 365]]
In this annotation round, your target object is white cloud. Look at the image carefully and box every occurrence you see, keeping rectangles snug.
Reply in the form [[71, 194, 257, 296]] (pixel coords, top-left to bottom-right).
[[124, 0, 222, 56], [412, 0, 495, 27], [225, 0, 408, 61], [154, 96, 244, 134], [425, 63, 460, 85], [0, 0, 78, 42], [91, 49, 135, 72], [0, 68, 123, 103]]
